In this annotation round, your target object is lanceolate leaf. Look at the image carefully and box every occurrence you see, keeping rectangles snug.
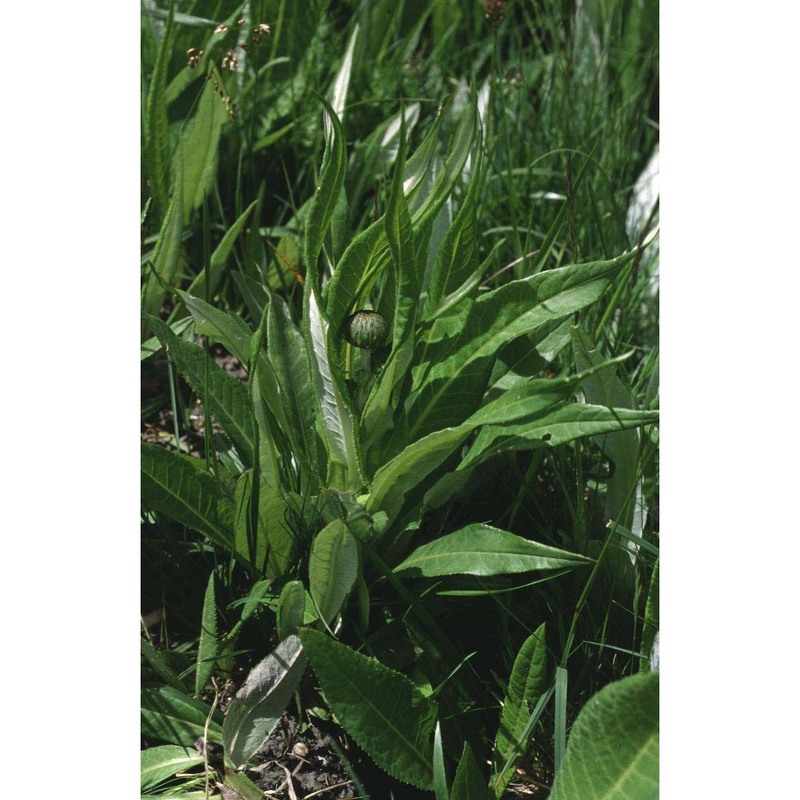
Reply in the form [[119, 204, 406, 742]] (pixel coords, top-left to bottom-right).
[[142, 161, 183, 335], [141, 686, 223, 747], [141, 443, 234, 550], [452, 743, 489, 800], [305, 96, 347, 281], [491, 623, 548, 798], [309, 519, 359, 626], [141, 745, 205, 792], [266, 293, 318, 471], [409, 251, 638, 440], [177, 64, 229, 223], [147, 315, 256, 468], [305, 285, 364, 491], [394, 526, 591, 578], [366, 424, 474, 522], [195, 571, 218, 698], [179, 292, 253, 366], [460, 403, 659, 471], [548, 672, 659, 800], [223, 635, 307, 769], [300, 629, 438, 789]]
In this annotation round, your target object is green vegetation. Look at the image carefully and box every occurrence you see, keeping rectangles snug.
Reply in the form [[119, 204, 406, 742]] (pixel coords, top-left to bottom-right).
[[141, 0, 658, 797]]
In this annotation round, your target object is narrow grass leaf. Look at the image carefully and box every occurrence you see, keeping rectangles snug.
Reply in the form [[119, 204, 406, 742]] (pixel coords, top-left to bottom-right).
[[300, 628, 437, 789], [491, 623, 548, 799], [140, 745, 205, 792], [187, 199, 258, 298], [548, 672, 658, 800], [554, 666, 568, 774], [141, 443, 234, 550], [142, 162, 183, 334], [223, 635, 307, 769], [309, 519, 359, 626], [394, 525, 591, 578], [195, 571, 218, 698], [640, 559, 659, 672], [141, 686, 223, 747], [147, 315, 256, 468], [572, 325, 646, 536]]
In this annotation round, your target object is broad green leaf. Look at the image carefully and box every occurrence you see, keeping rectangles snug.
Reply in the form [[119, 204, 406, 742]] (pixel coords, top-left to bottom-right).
[[409, 251, 637, 439], [309, 519, 359, 626], [141, 686, 223, 747], [305, 285, 364, 491], [233, 472, 295, 578], [140, 745, 205, 792], [305, 96, 347, 279], [141, 161, 183, 335], [548, 672, 659, 800], [366, 424, 474, 523], [147, 315, 256, 468], [460, 403, 659, 471], [179, 292, 253, 366], [394, 525, 591, 578], [141, 443, 234, 550], [277, 580, 307, 640], [195, 571, 218, 698], [176, 64, 228, 223], [266, 293, 318, 471], [141, 316, 194, 361], [300, 629, 437, 790], [452, 742, 489, 800], [186, 199, 258, 298], [223, 635, 307, 769], [491, 624, 548, 798]]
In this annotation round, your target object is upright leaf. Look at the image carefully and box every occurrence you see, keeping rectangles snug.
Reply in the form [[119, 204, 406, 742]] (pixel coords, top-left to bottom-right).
[[452, 743, 489, 800], [300, 629, 437, 789], [176, 64, 229, 223], [223, 635, 307, 769], [491, 623, 548, 798], [305, 96, 347, 282], [305, 285, 364, 491], [141, 161, 183, 336], [309, 519, 359, 626], [195, 571, 218, 698]]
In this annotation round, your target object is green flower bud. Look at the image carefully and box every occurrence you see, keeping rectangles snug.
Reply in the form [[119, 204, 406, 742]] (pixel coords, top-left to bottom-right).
[[343, 310, 391, 349]]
